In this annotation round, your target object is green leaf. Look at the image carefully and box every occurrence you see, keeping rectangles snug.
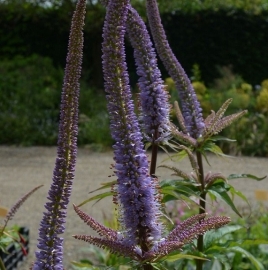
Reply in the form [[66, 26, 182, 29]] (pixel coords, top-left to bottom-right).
[[204, 225, 243, 250], [88, 180, 117, 194], [160, 253, 208, 263], [77, 191, 114, 207], [229, 186, 250, 209], [160, 179, 200, 202], [203, 141, 226, 157], [209, 136, 236, 142], [161, 150, 188, 163], [227, 174, 266, 181], [207, 188, 242, 217], [71, 260, 97, 269], [233, 239, 268, 246], [150, 263, 169, 270], [229, 246, 264, 270]]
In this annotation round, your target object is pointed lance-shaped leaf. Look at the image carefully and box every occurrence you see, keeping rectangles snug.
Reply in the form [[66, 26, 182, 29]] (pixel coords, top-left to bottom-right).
[[33, 0, 86, 268]]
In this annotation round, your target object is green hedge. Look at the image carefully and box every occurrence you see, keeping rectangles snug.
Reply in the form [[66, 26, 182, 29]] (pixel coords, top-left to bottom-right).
[[0, 55, 62, 145], [0, 54, 112, 147], [0, 3, 268, 87], [161, 9, 268, 86]]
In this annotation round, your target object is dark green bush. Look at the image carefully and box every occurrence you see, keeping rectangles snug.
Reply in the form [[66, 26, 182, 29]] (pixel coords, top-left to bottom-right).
[[78, 87, 112, 148], [0, 54, 112, 147], [1, 2, 268, 88], [0, 54, 62, 145]]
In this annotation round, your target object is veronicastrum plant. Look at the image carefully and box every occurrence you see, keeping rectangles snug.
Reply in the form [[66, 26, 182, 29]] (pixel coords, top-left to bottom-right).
[[2, 0, 264, 270], [72, 1, 229, 269]]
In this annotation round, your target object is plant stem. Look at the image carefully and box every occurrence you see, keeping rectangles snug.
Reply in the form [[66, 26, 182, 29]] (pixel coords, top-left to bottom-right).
[[196, 151, 206, 270], [150, 130, 159, 176], [150, 142, 158, 175], [0, 257, 6, 270], [143, 264, 154, 270], [144, 133, 158, 270]]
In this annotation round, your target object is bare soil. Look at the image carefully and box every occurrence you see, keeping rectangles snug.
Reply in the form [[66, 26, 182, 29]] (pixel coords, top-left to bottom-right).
[[0, 146, 268, 269]]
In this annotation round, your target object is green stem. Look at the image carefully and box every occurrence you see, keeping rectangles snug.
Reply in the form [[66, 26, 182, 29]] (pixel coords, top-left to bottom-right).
[[196, 151, 206, 270], [0, 257, 6, 270]]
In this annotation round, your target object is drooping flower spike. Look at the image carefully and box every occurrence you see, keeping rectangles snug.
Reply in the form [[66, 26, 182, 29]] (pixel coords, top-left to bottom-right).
[[32, 0, 86, 268], [101, 0, 162, 251], [146, 0, 205, 138], [73, 0, 231, 265], [126, 6, 170, 144], [99, 1, 170, 144]]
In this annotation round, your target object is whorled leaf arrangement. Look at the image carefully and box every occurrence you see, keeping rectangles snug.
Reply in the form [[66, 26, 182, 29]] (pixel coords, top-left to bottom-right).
[[73, 0, 231, 267], [32, 0, 86, 269]]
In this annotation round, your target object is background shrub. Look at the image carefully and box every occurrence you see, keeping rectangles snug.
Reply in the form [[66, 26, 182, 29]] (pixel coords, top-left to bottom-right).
[[0, 54, 112, 147], [0, 54, 62, 145]]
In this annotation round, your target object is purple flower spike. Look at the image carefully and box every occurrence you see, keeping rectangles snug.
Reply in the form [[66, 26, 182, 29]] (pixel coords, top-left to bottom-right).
[[126, 6, 170, 143], [146, 0, 204, 138], [33, 0, 86, 269], [102, 0, 162, 249]]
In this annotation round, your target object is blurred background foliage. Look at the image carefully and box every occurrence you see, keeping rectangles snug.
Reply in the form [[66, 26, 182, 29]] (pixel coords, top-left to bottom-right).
[[0, 0, 268, 155]]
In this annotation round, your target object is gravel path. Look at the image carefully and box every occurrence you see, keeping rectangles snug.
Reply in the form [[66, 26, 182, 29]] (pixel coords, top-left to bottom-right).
[[0, 146, 268, 269]]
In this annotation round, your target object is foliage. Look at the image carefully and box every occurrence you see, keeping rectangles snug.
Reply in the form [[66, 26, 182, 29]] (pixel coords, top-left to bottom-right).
[[166, 65, 268, 156], [0, 54, 112, 148], [0, 54, 62, 145], [1, 1, 268, 89], [160, 201, 268, 270], [78, 87, 113, 148]]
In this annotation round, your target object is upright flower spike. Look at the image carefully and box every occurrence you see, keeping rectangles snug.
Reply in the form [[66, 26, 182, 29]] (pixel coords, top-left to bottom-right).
[[102, 0, 162, 250], [126, 6, 170, 143], [146, 0, 205, 138], [32, 0, 86, 269]]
